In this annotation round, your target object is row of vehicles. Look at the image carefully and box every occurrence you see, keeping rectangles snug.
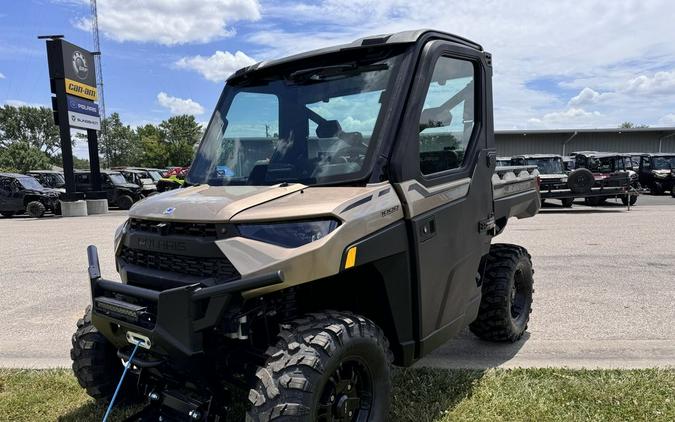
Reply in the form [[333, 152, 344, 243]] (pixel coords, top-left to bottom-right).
[[0, 167, 187, 218], [497, 152, 675, 207]]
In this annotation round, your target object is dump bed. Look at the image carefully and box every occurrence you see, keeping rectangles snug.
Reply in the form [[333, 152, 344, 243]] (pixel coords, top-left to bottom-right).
[[492, 165, 540, 226]]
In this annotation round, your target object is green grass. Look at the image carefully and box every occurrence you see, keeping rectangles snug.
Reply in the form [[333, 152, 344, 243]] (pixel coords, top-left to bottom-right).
[[1, 368, 673, 421]]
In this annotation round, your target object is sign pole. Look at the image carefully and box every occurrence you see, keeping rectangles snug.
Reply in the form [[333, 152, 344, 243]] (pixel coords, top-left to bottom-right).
[[87, 129, 102, 191], [46, 38, 78, 198]]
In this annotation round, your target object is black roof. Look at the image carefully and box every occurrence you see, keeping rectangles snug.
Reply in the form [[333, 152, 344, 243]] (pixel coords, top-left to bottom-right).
[[576, 152, 622, 159], [641, 153, 675, 157], [513, 154, 562, 159], [0, 172, 29, 178], [228, 29, 483, 82]]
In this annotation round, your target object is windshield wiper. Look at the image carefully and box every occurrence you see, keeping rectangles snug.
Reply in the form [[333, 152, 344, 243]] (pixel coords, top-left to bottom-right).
[[289, 63, 388, 83]]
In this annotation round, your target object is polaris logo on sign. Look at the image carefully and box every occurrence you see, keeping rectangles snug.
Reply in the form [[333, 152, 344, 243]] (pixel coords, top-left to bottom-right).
[[66, 95, 99, 117]]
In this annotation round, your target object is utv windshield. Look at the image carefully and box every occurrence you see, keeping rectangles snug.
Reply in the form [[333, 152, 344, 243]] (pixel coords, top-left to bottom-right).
[[652, 156, 675, 170], [586, 157, 619, 173], [525, 158, 564, 175], [18, 176, 44, 190], [188, 47, 408, 186], [108, 174, 128, 185]]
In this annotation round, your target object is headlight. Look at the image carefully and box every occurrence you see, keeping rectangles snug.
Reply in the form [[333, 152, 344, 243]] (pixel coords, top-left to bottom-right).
[[560, 176, 568, 183], [237, 219, 340, 248], [114, 219, 129, 253]]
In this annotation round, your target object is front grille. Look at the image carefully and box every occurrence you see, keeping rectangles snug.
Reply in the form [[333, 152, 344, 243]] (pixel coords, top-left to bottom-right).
[[129, 218, 219, 238], [120, 246, 240, 280]]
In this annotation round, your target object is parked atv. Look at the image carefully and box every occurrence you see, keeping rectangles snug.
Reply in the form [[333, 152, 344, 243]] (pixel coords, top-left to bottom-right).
[[71, 30, 541, 421], [26, 170, 66, 193], [117, 168, 158, 197], [156, 167, 188, 192], [0, 173, 60, 217], [511, 154, 574, 207], [75, 170, 142, 210], [636, 153, 675, 195], [574, 152, 637, 206]]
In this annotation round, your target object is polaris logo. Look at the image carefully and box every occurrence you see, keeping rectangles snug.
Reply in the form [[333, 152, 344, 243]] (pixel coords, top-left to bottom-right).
[[134, 237, 187, 252]]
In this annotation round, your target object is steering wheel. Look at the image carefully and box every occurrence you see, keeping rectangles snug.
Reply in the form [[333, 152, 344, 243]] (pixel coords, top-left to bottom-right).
[[330, 143, 368, 164]]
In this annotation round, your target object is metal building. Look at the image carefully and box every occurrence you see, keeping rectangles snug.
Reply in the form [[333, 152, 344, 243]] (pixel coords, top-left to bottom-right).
[[495, 127, 675, 157]]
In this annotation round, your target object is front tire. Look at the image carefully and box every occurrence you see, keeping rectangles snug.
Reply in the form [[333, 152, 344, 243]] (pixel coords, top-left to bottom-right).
[[116, 195, 134, 210], [247, 312, 393, 421], [561, 198, 574, 208], [0, 211, 14, 218], [71, 307, 138, 402], [470, 244, 534, 342], [26, 201, 46, 218]]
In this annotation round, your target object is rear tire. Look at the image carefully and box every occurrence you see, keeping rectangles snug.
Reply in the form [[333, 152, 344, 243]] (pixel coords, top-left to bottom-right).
[[246, 311, 393, 421], [561, 198, 574, 208], [652, 182, 664, 195], [26, 201, 46, 218], [116, 195, 134, 210], [470, 244, 534, 342], [567, 168, 594, 194], [621, 194, 638, 206], [71, 306, 139, 403]]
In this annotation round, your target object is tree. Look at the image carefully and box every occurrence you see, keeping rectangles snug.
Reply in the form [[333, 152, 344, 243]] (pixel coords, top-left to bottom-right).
[[136, 124, 169, 168], [0, 105, 62, 156], [159, 115, 203, 166], [50, 154, 90, 170], [98, 113, 140, 167], [619, 122, 649, 129], [0, 142, 52, 173]]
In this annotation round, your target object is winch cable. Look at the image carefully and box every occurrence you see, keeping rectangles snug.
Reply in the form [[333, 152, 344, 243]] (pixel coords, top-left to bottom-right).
[[102, 341, 141, 422]]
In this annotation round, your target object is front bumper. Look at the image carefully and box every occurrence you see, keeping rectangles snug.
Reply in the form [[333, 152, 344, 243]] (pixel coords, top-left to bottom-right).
[[87, 245, 283, 363]]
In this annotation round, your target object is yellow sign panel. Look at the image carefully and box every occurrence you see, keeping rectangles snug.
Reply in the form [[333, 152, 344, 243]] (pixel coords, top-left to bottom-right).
[[65, 78, 97, 100]]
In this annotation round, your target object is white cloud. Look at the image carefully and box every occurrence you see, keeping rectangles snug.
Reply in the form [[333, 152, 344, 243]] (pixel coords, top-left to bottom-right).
[[156, 92, 204, 115], [658, 113, 675, 126], [623, 71, 675, 95], [528, 108, 604, 129], [0, 72, 5, 79], [75, 0, 261, 45], [176, 50, 257, 82], [3, 99, 48, 108]]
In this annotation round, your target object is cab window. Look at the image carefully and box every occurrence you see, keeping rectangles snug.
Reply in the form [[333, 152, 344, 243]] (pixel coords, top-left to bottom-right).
[[418, 56, 476, 175]]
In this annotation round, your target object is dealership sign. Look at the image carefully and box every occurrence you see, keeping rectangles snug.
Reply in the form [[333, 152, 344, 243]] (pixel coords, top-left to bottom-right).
[[68, 110, 101, 130], [67, 95, 99, 116]]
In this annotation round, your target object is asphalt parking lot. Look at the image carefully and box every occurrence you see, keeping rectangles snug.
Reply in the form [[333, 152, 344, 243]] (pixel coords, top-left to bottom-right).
[[0, 195, 673, 369]]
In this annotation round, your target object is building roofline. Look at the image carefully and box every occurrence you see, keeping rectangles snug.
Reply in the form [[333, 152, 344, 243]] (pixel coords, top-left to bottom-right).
[[496, 127, 675, 135]]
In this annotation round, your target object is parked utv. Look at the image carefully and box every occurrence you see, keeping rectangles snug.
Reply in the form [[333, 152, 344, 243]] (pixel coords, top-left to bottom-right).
[[75, 170, 142, 210], [636, 153, 675, 195], [26, 170, 66, 193], [511, 154, 573, 207], [71, 30, 541, 421], [0, 173, 60, 217], [156, 166, 188, 192], [117, 168, 158, 197], [574, 152, 637, 206]]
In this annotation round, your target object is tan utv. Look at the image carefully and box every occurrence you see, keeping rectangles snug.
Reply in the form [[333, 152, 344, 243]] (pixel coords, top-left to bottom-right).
[[71, 29, 540, 421]]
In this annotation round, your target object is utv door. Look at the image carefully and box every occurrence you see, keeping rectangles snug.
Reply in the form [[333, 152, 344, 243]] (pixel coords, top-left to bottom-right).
[[391, 40, 495, 355], [0, 178, 23, 212]]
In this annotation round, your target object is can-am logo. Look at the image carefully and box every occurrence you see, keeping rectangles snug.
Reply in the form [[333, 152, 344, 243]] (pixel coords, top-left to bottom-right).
[[72, 51, 89, 80]]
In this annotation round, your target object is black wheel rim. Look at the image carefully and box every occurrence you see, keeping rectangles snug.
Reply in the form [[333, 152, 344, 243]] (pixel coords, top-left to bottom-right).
[[510, 268, 529, 325], [316, 357, 373, 422]]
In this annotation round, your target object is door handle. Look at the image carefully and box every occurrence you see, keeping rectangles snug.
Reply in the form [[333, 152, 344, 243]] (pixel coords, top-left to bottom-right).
[[419, 217, 436, 242]]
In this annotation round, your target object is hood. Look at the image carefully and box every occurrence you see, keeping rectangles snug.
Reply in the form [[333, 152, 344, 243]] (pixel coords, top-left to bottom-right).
[[129, 183, 306, 222], [116, 182, 142, 190], [652, 169, 672, 176], [539, 174, 567, 180]]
